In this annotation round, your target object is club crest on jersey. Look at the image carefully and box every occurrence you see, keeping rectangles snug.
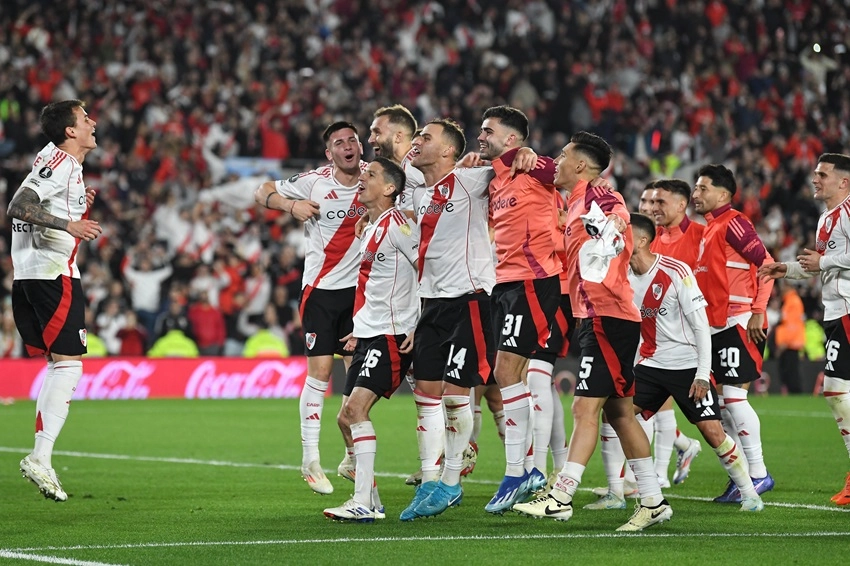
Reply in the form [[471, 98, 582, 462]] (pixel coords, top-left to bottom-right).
[[374, 226, 384, 241], [696, 239, 705, 262], [438, 184, 450, 197], [38, 166, 53, 179], [826, 216, 834, 233], [305, 332, 317, 350], [79, 329, 87, 347], [652, 284, 663, 300]]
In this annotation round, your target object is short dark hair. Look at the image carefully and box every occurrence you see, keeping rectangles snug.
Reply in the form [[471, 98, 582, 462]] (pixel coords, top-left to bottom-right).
[[482, 105, 529, 141], [630, 213, 656, 243], [322, 121, 358, 144], [655, 179, 692, 202], [696, 164, 737, 195], [570, 131, 613, 171], [428, 118, 466, 161], [374, 105, 418, 138], [41, 99, 85, 146], [373, 156, 406, 200], [818, 153, 850, 174], [642, 180, 659, 193]]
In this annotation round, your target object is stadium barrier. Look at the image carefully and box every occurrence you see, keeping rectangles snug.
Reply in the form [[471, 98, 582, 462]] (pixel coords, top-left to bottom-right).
[[0, 356, 827, 401]]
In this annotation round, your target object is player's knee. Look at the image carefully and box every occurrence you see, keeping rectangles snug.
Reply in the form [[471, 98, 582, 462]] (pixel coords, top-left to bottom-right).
[[697, 420, 726, 448]]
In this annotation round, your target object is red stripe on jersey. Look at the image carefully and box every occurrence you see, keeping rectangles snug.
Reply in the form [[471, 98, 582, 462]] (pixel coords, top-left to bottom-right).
[[524, 279, 551, 349], [310, 193, 363, 287], [658, 257, 688, 280], [417, 175, 453, 280], [522, 224, 550, 279], [817, 209, 841, 256], [47, 152, 67, 171], [352, 216, 389, 319], [734, 324, 764, 374], [638, 268, 673, 359], [592, 318, 630, 396], [43, 275, 73, 351], [387, 334, 402, 396], [468, 299, 491, 384]]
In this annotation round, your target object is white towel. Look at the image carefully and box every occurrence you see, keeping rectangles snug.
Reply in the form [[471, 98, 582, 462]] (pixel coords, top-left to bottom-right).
[[578, 202, 625, 283]]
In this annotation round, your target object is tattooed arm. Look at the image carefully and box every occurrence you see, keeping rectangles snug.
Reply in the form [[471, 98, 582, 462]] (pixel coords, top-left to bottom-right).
[[7, 188, 69, 231], [7, 187, 102, 241]]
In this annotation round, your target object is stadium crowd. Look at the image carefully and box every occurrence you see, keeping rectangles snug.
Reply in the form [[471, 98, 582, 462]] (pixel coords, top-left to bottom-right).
[[0, 0, 848, 361]]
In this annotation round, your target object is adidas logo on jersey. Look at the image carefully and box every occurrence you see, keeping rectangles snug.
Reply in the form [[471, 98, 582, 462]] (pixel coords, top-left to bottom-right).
[[576, 380, 589, 391], [725, 368, 739, 378], [324, 190, 339, 200], [700, 406, 715, 417], [502, 337, 518, 348]]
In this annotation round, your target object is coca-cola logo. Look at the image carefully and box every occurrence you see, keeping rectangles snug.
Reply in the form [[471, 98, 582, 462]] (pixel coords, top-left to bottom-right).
[[185, 359, 308, 399], [29, 360, 155, 400]]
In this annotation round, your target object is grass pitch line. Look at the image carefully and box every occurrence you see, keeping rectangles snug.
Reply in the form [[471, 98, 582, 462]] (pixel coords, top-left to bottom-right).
[[7, 531, 850, 553], [3, 446, 849, 513], [0, 550, 126, 566]]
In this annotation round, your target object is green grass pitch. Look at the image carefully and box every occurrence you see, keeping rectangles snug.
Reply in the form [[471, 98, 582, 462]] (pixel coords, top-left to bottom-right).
[[0, 394, 848, 565]]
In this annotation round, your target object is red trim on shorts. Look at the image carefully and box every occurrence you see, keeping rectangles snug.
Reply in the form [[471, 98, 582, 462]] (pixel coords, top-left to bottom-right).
[[735, 325, 764, 374], [554, 305, 569, 357], [42, 275, 73, 351], [26, 344, 46, 357], [824, 391, 844, 397], [523, 280, 550, 349], [842, 317, 850, 348], [468, 300, 491, 384], [387, 334, 402, 396], [592, 318, 630, 396]]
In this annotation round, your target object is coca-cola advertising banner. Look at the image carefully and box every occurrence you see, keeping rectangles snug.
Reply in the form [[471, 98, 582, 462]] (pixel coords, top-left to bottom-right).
[[0, 357, 318, 400]]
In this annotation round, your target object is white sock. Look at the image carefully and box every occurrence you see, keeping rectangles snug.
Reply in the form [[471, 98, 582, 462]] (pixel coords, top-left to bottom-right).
[[344, 445, 354, 462], [638, 413, 654, 443], [300, 376, 327, 465], [523, 383, 535, 473], [351, 421, 376, 507], [630, 456, 663, 507], [442, 395, 473, 486], [653, 409, 677, 482], [493, 409, 506, 444], [824, 377, 850, 458], [501, 382, 530, 477], [723, 384, 766, 478], [415, 390, 445, 483], [714, 434, 756, 498], [550, 381, 568, 471], [527, 360, 554, 474], [553, 461, 585, 503], [600, 423, 625, 498], [33, 360, 81, 469], [718, 394, 738, 437], [673, 428, 692, 452], [471, 404, 482, 443]]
